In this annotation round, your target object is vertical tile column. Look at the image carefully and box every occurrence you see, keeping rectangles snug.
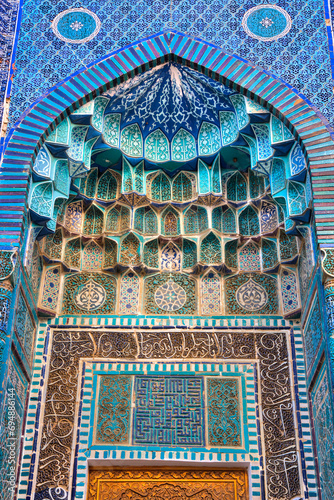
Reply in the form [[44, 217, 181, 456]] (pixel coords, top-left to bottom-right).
[[324, 278, 334, 383]]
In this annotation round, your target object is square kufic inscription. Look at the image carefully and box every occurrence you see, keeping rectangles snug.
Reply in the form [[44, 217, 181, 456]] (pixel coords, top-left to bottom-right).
[[133, 376, 205, 446]]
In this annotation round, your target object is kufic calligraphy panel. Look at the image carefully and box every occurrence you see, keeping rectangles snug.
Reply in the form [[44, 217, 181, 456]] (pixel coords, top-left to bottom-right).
[[133, 376, 205, 446]]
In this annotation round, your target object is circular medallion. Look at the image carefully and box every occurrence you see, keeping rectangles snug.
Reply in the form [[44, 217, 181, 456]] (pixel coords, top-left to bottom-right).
[[74, 279, 106, 311], [51, 8, 101, 44], [236, 279, 267, 311], [242, 5, 291, 41], [154, 280, 187, 312]]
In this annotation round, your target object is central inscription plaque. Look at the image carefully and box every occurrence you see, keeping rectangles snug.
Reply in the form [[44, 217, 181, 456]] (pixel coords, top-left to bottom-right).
[[133, 376, 204, 446]]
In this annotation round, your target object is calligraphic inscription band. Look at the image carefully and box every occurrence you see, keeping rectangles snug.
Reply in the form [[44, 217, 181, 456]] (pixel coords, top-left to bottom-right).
[[35, 329, 300, 500]]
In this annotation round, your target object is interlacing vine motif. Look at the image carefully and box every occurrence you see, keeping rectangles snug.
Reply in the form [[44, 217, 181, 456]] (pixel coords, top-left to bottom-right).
[[96, 376, 132, 444], [62, 273, 116, 314], [207, 378, 241, 446]]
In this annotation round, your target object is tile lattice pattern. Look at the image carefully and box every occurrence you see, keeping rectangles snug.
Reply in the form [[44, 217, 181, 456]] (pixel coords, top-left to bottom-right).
[[7, 0, 334, 129]]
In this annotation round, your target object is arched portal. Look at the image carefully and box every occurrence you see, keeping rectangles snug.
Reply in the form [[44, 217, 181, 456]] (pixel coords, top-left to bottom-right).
[[0, 32, 333, 500]]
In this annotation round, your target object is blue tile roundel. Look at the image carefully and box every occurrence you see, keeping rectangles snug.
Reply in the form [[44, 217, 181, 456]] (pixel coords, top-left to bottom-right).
[[51, 8, 101, 44], [242, 4, 291, 42]]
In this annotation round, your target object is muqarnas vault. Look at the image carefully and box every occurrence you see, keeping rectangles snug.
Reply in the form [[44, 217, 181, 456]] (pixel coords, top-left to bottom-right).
[[1, 7, 334, 500]]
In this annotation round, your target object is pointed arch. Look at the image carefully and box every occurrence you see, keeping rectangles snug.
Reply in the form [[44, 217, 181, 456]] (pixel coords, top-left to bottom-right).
[[161, 242, 181, 271], [83, 168, 98, 198], [198, 159, 210, 195], [54, 160, 70, 197], [227, 172, 247, 202], [82, 240, 103, 271], [279, 230, 298, 261], [262, 238, 278, 270], [149, 172, 171, 202], [83, 205, 104, 236], [143, 239, 159, 269], [239, 205, 260, 236], [119, 233, 141, 266], [4, 32, 334, 248], [145, 129, 170, 162], [64, 237, 81, 270], [249, 170, 265, 199], [172, 172, 194, 202], [103, 238, 117, 269], [239, 240, 261, 272], [222, 207, 237, 234], [29, 182, 53, 218], [122, 158, 133, 192], [64, 200, 83, 234], [42, 228, 63, 261], [271, 158, 286, 195], [281, 267, 300, 315], [182, 239, 197, 269], [121, 123, 143, 157], [184, 205, 208, 234], [198, 122, 221, 156], [288, 181, 307, 216], [134, 206, 158, 235], [260, 201, 278, 234], [96, 170, 118, 201], [200, 232, 222, 265], [161, 206, 180, 236], [105, 205, 130, 233], [171, 128, 196, 162]]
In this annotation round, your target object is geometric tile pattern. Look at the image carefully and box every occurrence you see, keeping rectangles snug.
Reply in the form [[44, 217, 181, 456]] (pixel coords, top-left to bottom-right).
[[0, 0, 20, 139], [29, 327, 302, 500], [310, 363, 334, 499], [133, 376, 205, 446], [6, 0, 334, 131], [303, 294, 323, 375]]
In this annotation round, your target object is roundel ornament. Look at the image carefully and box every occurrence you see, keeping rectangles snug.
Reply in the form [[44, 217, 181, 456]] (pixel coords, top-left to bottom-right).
[[52, 8, 101, 44], [154, 280, 187, 312], [242, 5, 291, 42], [236, 279, 267, 311], [74, 279, 106, 311]]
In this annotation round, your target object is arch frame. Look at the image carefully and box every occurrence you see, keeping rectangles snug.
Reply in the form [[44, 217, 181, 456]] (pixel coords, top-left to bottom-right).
[[1, 30, 334, 251]]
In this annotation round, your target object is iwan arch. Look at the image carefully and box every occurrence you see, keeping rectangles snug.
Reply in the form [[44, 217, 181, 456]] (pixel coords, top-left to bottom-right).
[[1, 31, 334, 500]]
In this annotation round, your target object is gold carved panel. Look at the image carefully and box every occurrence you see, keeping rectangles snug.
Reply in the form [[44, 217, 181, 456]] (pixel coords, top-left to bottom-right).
[[88, 468, 248, 500]]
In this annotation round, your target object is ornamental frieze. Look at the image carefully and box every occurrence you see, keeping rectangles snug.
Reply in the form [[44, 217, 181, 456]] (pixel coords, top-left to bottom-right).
[[34, 328, 300, 500]]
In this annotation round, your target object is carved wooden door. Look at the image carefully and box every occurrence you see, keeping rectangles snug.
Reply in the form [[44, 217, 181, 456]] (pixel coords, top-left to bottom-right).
[[88, 468, 248, 500]]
